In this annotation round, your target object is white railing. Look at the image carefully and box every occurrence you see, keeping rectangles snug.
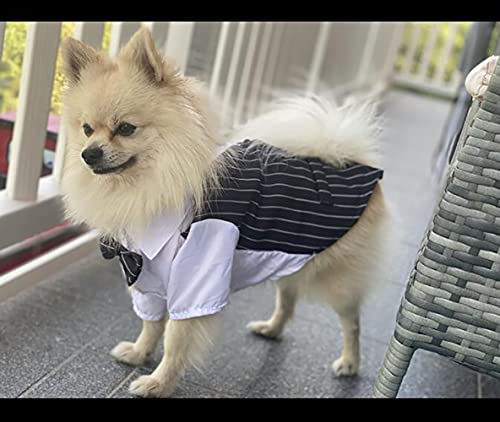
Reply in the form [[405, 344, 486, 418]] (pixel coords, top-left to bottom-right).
[[392, 22, 471, 98], [0, 21, 404, 301]]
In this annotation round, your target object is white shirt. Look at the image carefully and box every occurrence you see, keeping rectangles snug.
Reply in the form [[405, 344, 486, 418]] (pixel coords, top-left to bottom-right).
[[124, 207, 313, 321]]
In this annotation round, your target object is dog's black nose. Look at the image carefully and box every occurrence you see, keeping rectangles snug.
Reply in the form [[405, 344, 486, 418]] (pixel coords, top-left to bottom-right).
[[81, 147, 103, 165]]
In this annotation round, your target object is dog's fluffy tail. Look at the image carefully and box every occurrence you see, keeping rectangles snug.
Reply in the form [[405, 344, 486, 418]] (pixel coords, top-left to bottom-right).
[[229, 93, 383, 168]]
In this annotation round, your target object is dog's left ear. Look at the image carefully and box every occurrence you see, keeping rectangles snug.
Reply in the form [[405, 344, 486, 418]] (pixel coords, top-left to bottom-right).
[[119, 27, 172, 84]]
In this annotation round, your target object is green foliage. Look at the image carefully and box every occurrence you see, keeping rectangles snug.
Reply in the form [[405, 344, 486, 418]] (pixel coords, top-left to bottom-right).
[[0, 22, 112, 116], [395, 22, 472, 83]]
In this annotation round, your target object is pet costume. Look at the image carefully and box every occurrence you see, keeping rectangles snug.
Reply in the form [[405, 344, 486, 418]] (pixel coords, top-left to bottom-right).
[[100, 139, 384, 321]]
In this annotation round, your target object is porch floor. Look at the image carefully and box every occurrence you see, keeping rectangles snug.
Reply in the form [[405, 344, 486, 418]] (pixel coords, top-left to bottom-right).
[[2, 89, 500, 398]]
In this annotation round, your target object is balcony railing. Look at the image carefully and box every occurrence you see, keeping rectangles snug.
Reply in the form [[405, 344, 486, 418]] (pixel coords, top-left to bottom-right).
[[392, 22, 472, 98], [0, 21, 410, 300]]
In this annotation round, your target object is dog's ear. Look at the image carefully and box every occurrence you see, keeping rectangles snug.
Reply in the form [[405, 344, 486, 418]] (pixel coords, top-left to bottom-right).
[[119, 26, 174, 84], [61, 37, 102, 85]]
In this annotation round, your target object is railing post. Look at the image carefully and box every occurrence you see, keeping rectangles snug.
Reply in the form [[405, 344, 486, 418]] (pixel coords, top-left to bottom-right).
[[306, 22, 331, 94], [221, 22, 246, 127], [234, 22, 260, 126], [143, 22, 169, 52], [246, 22, 273, 119], [163, 22, 195, 74], [108, 22, 141, 58], [53, 22, 105, 183], [416, 22, 440, 82], [260, 22, 285, 111], [209, 22, 230, 99], [434, 22, 460, 86], [355, 22, 381, 87], [401, 23, 422, 77], [6, 22, 61, 201], [382, 22, 405, 82], [0, 22, 5, 61]]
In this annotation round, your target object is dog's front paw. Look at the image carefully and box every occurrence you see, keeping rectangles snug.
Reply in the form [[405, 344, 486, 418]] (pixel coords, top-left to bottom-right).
[[247, 320, 281, 339], [129, 375, 175, 398], [332, 356, 359, 377], [111, 341, 147, 366]]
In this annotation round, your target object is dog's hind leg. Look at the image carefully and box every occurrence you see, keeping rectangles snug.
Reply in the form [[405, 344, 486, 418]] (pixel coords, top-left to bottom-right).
[[331, 309, 360, 376], [111, 318, 166, 366], [247, 273, 300, 339]]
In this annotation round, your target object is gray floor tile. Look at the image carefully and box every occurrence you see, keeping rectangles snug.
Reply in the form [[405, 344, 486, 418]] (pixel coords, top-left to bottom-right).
[[480, 374, 500, 398]]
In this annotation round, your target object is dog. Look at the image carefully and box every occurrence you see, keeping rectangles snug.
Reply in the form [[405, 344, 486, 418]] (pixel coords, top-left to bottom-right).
[[59, 27, 394, 398]]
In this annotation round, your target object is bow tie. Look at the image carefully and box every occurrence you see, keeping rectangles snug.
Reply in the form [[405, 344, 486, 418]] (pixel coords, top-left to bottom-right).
[[99, 237, 143, 287]]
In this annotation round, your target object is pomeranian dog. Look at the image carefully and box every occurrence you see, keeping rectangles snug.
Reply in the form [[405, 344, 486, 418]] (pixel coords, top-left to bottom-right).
[[59, 27, 393, 398]]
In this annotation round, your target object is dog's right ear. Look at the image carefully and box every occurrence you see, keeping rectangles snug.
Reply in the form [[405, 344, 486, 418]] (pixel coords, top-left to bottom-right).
[[61, 37, 101, 85]]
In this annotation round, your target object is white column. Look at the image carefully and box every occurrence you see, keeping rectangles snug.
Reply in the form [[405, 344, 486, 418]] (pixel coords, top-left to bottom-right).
[[163, 22, 195, 74], [6, 22, 61, 201]]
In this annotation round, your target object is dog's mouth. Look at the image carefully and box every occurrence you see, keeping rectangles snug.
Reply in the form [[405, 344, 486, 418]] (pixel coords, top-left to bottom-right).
[[92, 156, 137, 175]]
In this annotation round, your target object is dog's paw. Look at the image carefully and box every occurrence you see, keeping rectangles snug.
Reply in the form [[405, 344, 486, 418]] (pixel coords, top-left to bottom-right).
[[247, 320, 281, 339], [332, 356, 359, 377], [129, 375, 174, 398], [110, 341, 147, 366]]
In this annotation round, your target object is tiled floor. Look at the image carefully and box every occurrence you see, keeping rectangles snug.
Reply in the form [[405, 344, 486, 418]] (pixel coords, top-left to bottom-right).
[[1, 89, 500, 398]]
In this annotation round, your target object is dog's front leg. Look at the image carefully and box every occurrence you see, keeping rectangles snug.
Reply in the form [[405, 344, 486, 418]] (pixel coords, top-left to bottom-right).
[[129, 314, 221, 398], [111, 319, 166, 366]]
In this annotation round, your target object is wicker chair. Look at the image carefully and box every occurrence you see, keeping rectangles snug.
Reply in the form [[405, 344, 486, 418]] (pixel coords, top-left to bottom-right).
[[373, 59, 500, 398]]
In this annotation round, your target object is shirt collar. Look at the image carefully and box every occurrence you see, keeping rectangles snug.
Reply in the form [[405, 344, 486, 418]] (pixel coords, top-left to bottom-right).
[[129, 204, 191, 261]]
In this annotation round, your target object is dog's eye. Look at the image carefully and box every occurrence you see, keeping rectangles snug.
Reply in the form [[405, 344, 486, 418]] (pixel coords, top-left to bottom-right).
[[83, 123, 94, 138], [116, 122, 136, 137]]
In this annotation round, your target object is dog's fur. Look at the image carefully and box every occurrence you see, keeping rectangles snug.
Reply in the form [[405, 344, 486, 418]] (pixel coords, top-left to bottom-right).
[[60, 27, 394, 397]]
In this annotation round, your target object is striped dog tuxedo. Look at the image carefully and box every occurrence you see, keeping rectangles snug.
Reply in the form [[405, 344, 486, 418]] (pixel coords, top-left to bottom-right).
[[100, 140, 384, 321]]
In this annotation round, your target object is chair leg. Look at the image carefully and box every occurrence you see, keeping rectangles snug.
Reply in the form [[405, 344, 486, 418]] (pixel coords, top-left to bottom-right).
[[373, 336, 415, 398]]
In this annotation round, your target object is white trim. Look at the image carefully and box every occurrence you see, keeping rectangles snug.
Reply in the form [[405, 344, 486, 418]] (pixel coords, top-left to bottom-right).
[[0, 230, 99, 303], [392, 74, 459, 98], [163, 22, 194, 74], [6, 22, 61, 201]]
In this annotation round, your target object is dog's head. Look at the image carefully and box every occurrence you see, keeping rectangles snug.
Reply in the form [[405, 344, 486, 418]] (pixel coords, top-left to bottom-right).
[[60, 27, 220, 235]]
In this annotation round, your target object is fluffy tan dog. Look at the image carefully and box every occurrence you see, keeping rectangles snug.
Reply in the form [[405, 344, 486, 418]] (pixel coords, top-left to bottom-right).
[[60, 27, 394, 398]]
